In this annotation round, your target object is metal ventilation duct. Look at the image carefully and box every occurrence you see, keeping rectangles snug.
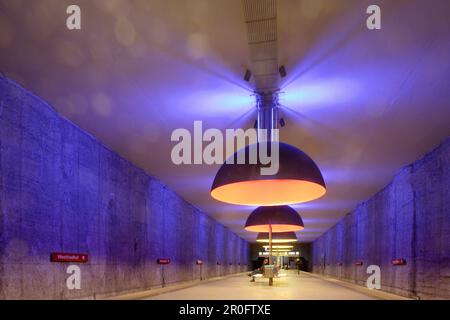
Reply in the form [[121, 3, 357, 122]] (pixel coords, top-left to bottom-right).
[[242, 0, 279, 92]]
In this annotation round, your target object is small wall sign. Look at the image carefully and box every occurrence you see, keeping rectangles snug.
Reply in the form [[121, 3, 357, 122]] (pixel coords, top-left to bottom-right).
[[157, 258, 171, 265], [391, 258, 407, 266], [50, 252, 88, 263]]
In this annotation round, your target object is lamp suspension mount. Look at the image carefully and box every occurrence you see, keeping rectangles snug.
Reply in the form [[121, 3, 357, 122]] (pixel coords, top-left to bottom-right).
[[256, 91, 279, 143]]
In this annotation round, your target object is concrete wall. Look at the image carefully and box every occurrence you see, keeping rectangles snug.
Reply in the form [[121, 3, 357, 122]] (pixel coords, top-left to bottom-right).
[[312, 137, 450, 299], [0, 76, 250, 299]]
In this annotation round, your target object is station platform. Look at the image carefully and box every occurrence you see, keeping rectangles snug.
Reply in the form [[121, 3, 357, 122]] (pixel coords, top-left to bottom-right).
[[112, 271, 409, 300]]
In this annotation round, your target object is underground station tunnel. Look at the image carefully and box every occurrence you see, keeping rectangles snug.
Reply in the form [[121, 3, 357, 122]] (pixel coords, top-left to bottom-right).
[[0, 0, 449, 312]]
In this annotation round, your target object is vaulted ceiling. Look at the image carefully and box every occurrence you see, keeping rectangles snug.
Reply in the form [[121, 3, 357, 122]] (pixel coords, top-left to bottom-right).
[[1, 0, 449, 242]]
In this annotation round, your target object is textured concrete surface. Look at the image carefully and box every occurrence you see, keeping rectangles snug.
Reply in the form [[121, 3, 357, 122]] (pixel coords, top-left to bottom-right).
[[0, 76, 250, 299], [142, 270, 395, 300], [312, 138, 450, 299]]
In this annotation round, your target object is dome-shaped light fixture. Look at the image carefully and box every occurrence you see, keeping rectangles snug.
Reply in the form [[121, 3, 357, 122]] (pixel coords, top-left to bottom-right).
[[244, 205, 304, 232], [263, 245, 293, 250], [211, 142, 326, 206], [256, 231, 297, 243]]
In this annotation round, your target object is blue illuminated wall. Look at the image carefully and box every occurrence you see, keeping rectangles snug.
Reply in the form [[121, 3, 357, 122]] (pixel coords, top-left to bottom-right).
[[312, 138, 450, 299], [0, 76, 250, 299]]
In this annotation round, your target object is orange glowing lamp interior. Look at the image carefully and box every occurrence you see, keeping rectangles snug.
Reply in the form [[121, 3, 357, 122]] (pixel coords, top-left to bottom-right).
[[211, 179, 326, 206], [244, 224, 304, 232]]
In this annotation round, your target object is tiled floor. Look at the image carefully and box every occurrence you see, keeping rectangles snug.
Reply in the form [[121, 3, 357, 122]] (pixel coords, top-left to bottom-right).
[[143, 271, 380, 300]]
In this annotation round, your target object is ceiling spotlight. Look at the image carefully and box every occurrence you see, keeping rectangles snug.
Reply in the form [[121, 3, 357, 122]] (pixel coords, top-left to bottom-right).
[[244, 69, 252, 82], [244, 205, 304, 232], [279, 65, 287, 78]]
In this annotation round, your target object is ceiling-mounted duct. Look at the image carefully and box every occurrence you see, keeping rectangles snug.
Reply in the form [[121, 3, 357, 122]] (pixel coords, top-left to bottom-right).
[[242, 0, 278, 91]]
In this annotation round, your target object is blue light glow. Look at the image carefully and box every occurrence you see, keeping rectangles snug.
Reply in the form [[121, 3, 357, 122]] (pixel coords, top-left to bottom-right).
[[281, 77, 361, 111]]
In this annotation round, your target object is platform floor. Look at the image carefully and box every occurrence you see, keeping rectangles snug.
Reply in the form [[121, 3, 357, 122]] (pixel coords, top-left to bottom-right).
[[142, 271, 392, 300]]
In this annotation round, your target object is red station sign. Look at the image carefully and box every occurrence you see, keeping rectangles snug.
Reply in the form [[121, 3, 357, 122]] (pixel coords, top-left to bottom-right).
[[354, 261, 363, 266], [157, 258, 171, 265], [392, 258, 407, 266], [50, 252, 88, 263]]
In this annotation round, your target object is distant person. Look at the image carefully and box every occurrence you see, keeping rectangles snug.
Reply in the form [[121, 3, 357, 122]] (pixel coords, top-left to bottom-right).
[[302, 257, 309, 272], [296, 258, 301, 274], [249, 258, 268, 282], [296, 257, 309, 274]]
